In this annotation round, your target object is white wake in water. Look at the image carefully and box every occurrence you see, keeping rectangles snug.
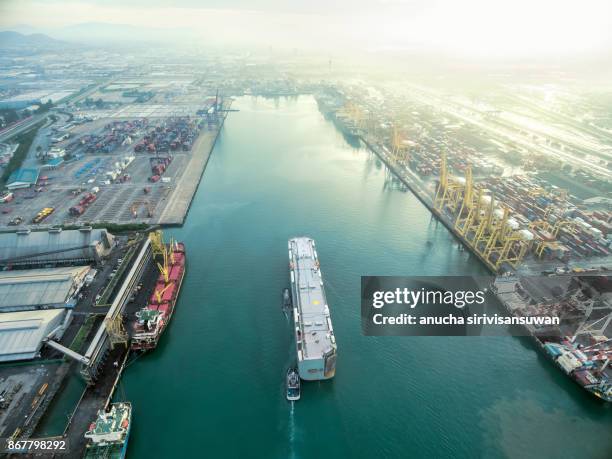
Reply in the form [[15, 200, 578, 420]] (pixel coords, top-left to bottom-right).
[[288, 401, 298, 459]]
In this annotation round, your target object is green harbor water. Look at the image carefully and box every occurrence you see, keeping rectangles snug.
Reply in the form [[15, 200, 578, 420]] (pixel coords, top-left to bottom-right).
[[121, 96, 612, 459]]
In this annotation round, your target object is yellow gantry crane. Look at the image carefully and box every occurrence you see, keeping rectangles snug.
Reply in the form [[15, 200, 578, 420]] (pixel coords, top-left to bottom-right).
[[528, 219, 575, 258], [337, 101, 367, 135], [481, 206, 509, 260], [483, 206, 533, 269], [433, 153, 464, 213], [454, 166, 475, 235], [553, 220, 575, 237], [436, 157, 532, 271], [455, 186, 482, 236], [529, 220, 555, 258], [469, 193, 496, 250], [391, 125, 410, 162], [495, 231, 532, 269]]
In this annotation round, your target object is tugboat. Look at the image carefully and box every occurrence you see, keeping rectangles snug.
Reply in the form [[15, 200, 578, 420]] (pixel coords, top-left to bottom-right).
[[286, 368, 301, 401], [282, 288, 292, 315]]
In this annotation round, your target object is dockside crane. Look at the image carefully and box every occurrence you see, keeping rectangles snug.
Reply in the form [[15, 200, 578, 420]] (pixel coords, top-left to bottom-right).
[[433, 153, 464, 213], [454, 166, 475, 235], [391, 125, 410, 163], [338, 101, 367, 136], [469, 193, 496, 251], [433, 152, 534, 272]]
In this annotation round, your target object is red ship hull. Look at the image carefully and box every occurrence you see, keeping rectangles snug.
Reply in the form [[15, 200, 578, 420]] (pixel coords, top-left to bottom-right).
[[131, 242, 186, 351]]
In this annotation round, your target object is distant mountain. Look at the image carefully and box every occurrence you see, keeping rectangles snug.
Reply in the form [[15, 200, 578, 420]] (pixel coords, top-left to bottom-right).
[[0, 31, 67, 49], [0, 23, 196, 49], [2, 24, 41, 35]]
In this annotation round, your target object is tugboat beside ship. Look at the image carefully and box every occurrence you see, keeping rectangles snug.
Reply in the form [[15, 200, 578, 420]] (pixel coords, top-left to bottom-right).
[[286, 368, 301, 401]]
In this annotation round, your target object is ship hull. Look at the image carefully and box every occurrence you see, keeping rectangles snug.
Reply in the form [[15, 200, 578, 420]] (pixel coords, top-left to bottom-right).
[[119, 416, 131, 459], [297, 358, 335, 381], [493, 277, 612, 403], [288, 237, 337, 381], [131, 244, 186, 351]]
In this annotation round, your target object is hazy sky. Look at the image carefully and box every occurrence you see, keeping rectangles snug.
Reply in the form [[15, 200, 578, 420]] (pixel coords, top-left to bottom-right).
[[1, 0, 612, 57]]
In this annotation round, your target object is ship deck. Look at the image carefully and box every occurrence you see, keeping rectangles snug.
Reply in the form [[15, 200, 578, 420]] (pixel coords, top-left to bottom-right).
[[87, 404, 129, 436], [289, 237, 335, 361]]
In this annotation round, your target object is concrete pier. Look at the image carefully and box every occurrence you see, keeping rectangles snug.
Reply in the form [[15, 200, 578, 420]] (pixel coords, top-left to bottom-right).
[[156, 105, 231, 225]]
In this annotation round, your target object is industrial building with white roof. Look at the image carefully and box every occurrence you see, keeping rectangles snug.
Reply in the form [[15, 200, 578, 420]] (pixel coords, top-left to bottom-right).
[[0, 227, 111, 363], [0, 265, 91, 312], [0, 309, 69, 362], [0, 227, 114, 268]]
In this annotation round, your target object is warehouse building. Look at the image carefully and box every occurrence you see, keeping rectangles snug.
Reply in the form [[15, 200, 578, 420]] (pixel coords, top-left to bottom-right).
[[0, 227, 114, 268], [0, 309, 70, 362], [0, 266, 91, 312]]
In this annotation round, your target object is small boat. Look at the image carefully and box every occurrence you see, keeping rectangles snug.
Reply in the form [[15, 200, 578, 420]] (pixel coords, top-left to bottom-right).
[[286, 368, 300, 401], [282, 288, 291, 310]]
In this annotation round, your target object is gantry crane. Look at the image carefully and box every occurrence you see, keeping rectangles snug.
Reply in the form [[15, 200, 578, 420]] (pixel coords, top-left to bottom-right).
[[468, 193, 497, 251], [529, 220, 557, 258], [456, 187, 485, 237], [454, 166, 475, 235], [528, 219, 575, 258], [494, 230, 532, 269], [481, 206, 532, 269], [435, 156, 532, 271], [391, 125, 410, 163], [552, 220, 575, 238], [433, 153, 465, 213], [338, 101, 367, 135]]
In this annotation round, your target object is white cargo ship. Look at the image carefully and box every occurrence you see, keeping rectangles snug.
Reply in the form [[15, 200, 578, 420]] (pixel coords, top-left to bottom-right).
[[288, 237, 337, 380]]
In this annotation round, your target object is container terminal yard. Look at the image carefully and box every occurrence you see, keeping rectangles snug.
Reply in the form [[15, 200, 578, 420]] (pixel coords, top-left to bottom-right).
[[0, 80, 232, 228]]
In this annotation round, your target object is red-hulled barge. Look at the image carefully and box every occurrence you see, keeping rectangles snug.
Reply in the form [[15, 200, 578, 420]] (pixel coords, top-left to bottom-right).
[[131, 240, 186, 351]]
